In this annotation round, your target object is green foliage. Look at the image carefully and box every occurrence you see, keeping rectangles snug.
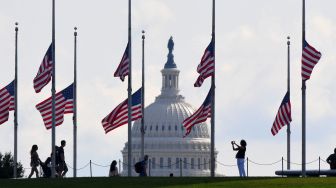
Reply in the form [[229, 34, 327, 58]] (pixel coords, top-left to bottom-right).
[[0, 152, 24, 178]]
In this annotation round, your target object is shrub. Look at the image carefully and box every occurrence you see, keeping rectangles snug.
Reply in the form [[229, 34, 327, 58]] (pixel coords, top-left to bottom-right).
[[0, 152, 24, 178]]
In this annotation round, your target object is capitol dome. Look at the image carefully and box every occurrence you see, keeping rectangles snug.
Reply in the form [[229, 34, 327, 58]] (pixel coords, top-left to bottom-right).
[[122, 37, 217, 176]]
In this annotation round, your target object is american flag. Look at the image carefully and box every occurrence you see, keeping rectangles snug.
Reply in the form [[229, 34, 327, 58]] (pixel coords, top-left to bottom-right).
[[114, 43, 129, 82], [0, 81, 15, 125], [194, 41, 214, 87], [36, 84, 74, 130], [183, 88, 212, 137], [33, 44, 53, 93], [271, 92, 292, 136], [102, 88, 142, 134], [301, 40, 322, 81]]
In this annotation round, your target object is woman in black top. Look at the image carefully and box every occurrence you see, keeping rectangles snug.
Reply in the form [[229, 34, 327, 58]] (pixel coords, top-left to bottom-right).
[[109, 160, 118, 177], [326, 148, 336, 169], [28, 145, 41, 178], [231, 140, 247, 177]]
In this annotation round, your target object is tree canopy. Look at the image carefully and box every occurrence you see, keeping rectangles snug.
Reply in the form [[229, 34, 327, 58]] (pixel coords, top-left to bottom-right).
[[0, 152, 24, 178]]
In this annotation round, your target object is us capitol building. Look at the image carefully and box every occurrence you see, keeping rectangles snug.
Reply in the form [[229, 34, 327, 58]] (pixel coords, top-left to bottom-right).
[[122, 37, 217, 176]]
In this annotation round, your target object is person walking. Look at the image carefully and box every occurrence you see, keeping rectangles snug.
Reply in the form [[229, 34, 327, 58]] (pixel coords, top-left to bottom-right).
[[326, 148, 336, 170], [139, 155, 148, 177], [28, 145, 41, 178], [57, 140, 68, 177], [231, 140, 247, 177], [109, 160, 118, 177]]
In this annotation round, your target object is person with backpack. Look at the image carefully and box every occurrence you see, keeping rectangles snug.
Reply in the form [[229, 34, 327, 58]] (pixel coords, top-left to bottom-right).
[[40, 157, 52, 178], [138, 155, 148, 177], [56, 140, 68, 177], [109, 160, 118, 177], [28, 144, 41, 178]]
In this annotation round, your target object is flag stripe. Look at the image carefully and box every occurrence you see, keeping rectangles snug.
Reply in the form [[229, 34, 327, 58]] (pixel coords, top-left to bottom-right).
[[0, 81, 15, 125], [114, 43, 129, 82], [271, 92, 292, 136], [33, 44, 53, 93], [183, 88, 212, 137], [194, 41, 214, 87], [301, 41, 322, 81], [102, 88, 142, 134], [36, 84, 74, 130]]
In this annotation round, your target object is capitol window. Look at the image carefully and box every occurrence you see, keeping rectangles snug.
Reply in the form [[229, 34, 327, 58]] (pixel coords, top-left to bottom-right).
[[191, 158, 194, 169], [175, 158, 179, 169], [204, 158, 207, 170], [160, 157, 163, 169], [183, 158, 187, 169], [168, 158, 172, 169], [169, 75, 172, 87], [198, 158, 201, 169], [123, 162, 126, 171], [152, 158, 156, 169]]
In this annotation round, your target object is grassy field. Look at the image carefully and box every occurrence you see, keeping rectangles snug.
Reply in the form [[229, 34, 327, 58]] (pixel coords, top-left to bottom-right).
[[1, 177, 336, 188]]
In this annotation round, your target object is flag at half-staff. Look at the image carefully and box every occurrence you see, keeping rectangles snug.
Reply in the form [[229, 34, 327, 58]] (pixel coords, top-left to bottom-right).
[[301, 40, 322, 81], [271, 92, 292, 136], [114, 42, 130, 82], [183, 88, 212, 137], [33, 44, 53, 93], [102, 87, 142, 134], [300, 0, 323, 177], [0, 81, 15, 125], [36, 84, 74, 129], [194, 40, 214, 87]]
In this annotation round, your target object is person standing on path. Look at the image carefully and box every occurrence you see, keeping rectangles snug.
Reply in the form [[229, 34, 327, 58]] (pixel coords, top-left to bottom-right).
[[232, 140, 247, 177], [327, 148, 336, 170]]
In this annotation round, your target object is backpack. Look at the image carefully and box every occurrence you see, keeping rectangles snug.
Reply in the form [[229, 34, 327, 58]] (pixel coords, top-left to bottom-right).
[[55, 146, 61, 164], [134, 161, 142, 173]]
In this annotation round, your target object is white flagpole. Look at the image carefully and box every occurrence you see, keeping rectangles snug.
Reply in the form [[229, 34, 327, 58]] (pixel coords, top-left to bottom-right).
[[73, 27, 78, 178], [127, 0, 133, 177], [141, 31, 145, 160], [301, 0, 306, 177], [287, 36, 291, 170], [210, 0, 216, 177], [14, 22, 19, 179], [51, 0, 57, 178]]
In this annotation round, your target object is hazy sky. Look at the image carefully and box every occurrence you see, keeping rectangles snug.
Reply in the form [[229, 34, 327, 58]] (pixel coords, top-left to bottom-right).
[[1, 0, 335, 177]]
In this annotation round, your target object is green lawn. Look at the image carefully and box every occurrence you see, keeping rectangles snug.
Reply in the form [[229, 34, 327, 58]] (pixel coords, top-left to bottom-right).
[[1, 177, 336, 188]]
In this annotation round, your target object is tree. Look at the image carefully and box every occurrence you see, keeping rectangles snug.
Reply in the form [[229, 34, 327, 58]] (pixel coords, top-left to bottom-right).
[[0, 152, 24, 178]]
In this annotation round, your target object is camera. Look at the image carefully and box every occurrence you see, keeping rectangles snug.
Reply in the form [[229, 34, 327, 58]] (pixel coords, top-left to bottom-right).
[[231, 141, 235, 144]]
